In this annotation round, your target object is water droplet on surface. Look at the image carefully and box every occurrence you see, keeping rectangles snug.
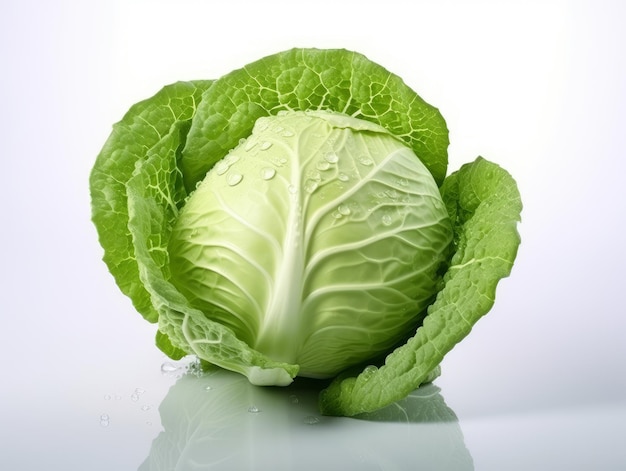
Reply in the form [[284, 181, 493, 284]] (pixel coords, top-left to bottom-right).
[[385, 189, 399, 199], [227, 173, 243, 186], [134, 388, 145, 395], [338, 173, 349, 182], [186, 360, 204, 377], [260, 141, 273, 150], [303, 415, 320, 425], [161, 362, 183, 377], [288, 394, 299, 404], [332, 211, 343, 219], [358, 156, 373, 166], [398, 178, 409, 186], [131, 393, 139, 402], [316, 160, 331, 171], [225, 154, 240, 165], [256, 118, 270, 131], [260, 167, 276, 180], [205, 385, 213, 391], [100, 414, 110, 427], [248, 405, 261, 413], [281, 130, 294, 137], [303, 179, 318, 193], [381, 214, 393, 226], [161, 362, 176, 372], [215, 161, 230, 175], [363, 365, 378, 376], [337, 204, 351, 216], [324, 152, 339, 164], [244, 139, 257, 152], [141, 405, 151, 411], [288, 184, 298, 195], [104, 394, 111, 401]]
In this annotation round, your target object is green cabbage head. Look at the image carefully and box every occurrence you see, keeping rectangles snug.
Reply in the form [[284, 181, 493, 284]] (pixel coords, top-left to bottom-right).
[[90, 48, 522, 416], [168, 110, 451, 381]]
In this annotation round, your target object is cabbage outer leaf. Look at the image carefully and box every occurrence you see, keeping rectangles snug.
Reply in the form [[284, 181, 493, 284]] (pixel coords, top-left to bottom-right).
[[319, 157, 522, 416], [90, 80, 212, 324], [181, 48, 449, 190]]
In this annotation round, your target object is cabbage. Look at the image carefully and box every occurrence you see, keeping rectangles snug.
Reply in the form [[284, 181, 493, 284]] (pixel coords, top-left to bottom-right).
[[168, 110, 452, 380], [90, 48, 522, 416]]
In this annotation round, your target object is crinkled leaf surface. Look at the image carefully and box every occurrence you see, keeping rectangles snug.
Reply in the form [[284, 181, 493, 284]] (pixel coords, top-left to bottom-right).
[[90, 80, 212, 322], [181, 48, 449, 190]]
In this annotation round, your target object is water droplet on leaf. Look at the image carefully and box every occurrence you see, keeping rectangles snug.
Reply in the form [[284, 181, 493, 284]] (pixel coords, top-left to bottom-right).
[[316, 160, 331, 171], [363, 365, 378, 376], [385, 189, 399, 199], [324, 152, 339, 164], [338, 204, 351, 216], [227, 173, 243, 186], [304, 179, 318, 193], [215, 161, 230, 175], [260, 167, 276, 180], [256, 118, 270, 131], [224, 154, 240, 165]]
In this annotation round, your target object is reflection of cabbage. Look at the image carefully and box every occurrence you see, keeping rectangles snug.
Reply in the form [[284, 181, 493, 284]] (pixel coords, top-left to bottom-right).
[[139, 368, 474, 471], [90, 48, 522, 416]]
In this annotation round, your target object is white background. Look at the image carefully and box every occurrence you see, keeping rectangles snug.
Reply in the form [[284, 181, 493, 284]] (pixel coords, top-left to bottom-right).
[[2, 1, 625, 469]]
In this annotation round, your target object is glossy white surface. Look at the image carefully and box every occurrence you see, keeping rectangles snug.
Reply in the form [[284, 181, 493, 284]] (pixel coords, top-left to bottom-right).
[[2, 1, 625, 469]]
